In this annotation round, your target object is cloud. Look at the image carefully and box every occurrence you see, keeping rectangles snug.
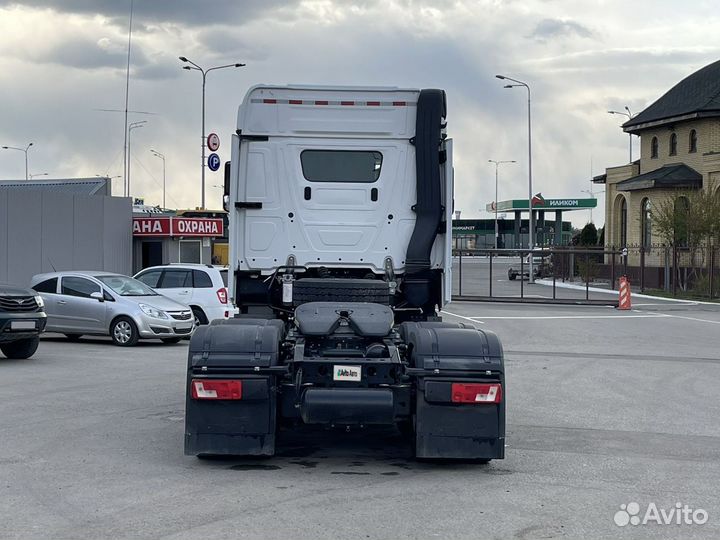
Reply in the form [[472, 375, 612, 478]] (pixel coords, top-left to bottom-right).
[[42, 37, 145, 70], [1, 0, 719, 229], [529, 18, 593, 42], [0, 0, 300, 27]]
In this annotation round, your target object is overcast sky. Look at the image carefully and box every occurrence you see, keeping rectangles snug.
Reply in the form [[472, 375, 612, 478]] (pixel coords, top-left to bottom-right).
[[1, 0, 718, 227]]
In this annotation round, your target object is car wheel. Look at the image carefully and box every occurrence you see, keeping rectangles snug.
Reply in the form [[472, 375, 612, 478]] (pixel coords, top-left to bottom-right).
[[0, 337, 40, 359], [191, 306, 208, 327], [161, 337, 182, 344], [110, 317, 139, 347], [64, 334, 82, 342]]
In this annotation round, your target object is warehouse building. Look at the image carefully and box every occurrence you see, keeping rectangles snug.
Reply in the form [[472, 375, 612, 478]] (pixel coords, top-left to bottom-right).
[[0, 177, 132, 287]]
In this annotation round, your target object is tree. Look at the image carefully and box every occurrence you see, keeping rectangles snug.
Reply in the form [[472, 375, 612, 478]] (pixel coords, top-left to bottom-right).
[[652, 189, 720, 248], [575, 223, 600, 282], [578, 223, 598, 246], [651, 188, 720, 292]]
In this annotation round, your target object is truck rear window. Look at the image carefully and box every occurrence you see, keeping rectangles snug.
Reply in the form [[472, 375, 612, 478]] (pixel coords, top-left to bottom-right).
[[300, 150, 382, 183]]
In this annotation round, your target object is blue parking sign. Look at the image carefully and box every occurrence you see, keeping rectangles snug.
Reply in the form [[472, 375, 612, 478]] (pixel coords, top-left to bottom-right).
[[207, 153, 221, 172]]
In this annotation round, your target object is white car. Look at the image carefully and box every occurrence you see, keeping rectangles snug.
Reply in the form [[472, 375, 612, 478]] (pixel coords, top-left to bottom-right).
[[133, 264, 231, 325]]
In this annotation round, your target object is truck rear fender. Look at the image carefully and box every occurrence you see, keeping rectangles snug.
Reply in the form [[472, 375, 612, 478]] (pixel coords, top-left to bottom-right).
[[184, 319, 285, 457], [399, 322, 506, 460]]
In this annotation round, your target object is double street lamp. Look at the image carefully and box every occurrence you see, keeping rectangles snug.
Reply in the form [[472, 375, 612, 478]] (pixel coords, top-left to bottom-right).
[[150, 149, 166, 208], [1, 142, 33, 180], [488, 159, 516, 249], [496, 74, 535, 282], [179, 56, 245, 209], [607, 107, 634, 163]]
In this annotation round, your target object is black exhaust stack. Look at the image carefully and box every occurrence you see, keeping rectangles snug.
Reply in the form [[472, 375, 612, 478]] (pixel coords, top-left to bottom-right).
[[403, 89, 446, 310]]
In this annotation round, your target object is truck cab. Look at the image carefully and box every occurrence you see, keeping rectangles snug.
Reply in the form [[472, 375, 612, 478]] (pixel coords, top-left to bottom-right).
[[225, 85, 452, 317]]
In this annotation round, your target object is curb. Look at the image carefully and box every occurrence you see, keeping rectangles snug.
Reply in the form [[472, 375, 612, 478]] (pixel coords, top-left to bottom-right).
[[535, 279, 718, 305]]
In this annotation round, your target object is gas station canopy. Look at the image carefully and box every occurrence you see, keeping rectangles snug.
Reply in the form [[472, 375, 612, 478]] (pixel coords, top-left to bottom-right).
[[486, 197, 597, 213]]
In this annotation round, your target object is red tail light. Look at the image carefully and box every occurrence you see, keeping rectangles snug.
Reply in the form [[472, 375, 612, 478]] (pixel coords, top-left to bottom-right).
[[451, 383, 502, 404], [216, 288, 228, 304], [191, 379, 242, 400]]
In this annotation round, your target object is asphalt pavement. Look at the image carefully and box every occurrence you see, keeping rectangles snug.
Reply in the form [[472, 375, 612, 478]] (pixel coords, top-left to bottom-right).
[[1, 293, 719, 539]]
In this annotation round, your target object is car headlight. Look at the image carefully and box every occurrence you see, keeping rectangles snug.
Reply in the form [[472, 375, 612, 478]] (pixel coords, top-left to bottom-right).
[[139, 303, 169, 319], [34, 295, 45, 308]]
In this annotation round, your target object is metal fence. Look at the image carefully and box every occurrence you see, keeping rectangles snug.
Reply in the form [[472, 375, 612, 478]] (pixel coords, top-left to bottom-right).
[[452, 243, 720, 303], [614, 243, 719, 299], [452, 247, 623, 305]]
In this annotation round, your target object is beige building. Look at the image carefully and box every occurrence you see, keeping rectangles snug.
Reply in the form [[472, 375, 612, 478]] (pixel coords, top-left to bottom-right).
[[595, 59, 720, 266]]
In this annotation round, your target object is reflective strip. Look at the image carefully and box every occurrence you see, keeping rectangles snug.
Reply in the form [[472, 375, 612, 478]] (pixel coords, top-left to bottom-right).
[[250, 99, 416, 107]]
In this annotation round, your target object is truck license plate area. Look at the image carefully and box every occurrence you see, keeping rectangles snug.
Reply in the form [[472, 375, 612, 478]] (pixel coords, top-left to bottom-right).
[[10, 321, 36, 330], [333, 365, 361, 382]]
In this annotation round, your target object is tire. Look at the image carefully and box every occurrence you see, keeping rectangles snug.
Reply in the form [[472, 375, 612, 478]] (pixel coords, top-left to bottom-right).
[[110, 317, 139, 347], [191, 306, 208, 327], [0, 337, 40, 359], [161, 337, 182, 344], [64, 334, 82, 342]]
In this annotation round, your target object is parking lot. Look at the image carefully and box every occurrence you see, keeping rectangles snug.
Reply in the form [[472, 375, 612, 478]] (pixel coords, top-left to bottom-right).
[[2, 295, 719, 539]]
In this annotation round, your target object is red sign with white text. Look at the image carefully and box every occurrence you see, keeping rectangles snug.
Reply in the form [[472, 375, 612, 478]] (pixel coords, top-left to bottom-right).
[[133, 217, 171, 236], [133, 217, 224, 237], [171, 218, 224, 237]]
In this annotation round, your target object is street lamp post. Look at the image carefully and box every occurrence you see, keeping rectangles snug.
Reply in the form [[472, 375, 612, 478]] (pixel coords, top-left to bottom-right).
[[127, 120, 146, 198], [488, 159, 516, 249], [1, 142, 33, 180], [496, 74, 535, 282], [150, 149, 166, 208], [179, 57, 245, 209], [581, 188, 606, 224], [607, 107, 634, 163]]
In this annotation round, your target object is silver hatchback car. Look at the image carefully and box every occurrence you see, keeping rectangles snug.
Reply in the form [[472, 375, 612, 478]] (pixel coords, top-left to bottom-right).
[[30, 272, 195, 346]]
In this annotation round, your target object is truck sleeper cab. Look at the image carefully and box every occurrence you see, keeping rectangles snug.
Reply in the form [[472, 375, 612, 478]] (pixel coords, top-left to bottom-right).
[[185, 85, 506, 461]]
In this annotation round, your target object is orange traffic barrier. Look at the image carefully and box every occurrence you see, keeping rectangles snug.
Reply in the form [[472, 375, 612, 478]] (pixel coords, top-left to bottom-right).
[[618, 276, 632, 310]]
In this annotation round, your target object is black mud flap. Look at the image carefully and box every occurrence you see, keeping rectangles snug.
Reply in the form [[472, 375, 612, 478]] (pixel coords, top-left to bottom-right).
[[415, 378, 505, 460], [185, 376, 277, 456], [184, 319, 284, 457], [400, 322, 506, 460]]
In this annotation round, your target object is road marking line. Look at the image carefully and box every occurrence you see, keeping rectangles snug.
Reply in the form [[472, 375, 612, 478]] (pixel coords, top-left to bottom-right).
[[657, 313, 720, 325], [466, 315, 665, 320], [443, 310, 485, 323]]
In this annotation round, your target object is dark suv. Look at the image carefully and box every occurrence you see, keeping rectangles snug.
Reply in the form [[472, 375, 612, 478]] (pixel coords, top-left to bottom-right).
[[0, 284, 47, 359]]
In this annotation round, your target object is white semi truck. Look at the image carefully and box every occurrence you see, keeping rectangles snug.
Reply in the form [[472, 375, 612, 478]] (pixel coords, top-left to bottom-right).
[[184, 85, 506, 460]]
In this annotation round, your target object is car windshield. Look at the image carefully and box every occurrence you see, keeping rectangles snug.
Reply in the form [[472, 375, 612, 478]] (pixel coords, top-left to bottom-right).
[[96, 275, 159, 296]]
